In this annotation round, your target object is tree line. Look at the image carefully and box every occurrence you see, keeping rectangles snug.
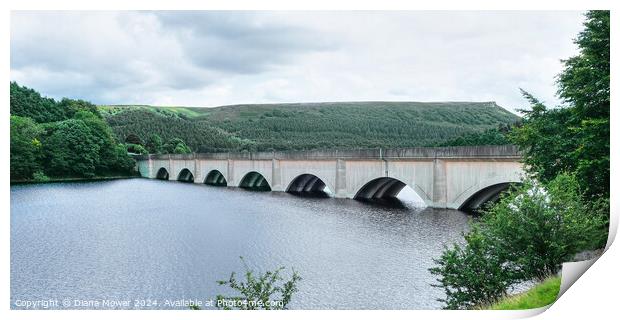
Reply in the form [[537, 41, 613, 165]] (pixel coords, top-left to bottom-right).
[[430, 10, 610, 309], [10, 83, 138, 181], [101, 101, 520, 153]]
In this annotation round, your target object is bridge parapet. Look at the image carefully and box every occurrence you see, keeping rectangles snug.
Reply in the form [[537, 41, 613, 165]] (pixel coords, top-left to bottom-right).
[[133, 145, 522, 161]]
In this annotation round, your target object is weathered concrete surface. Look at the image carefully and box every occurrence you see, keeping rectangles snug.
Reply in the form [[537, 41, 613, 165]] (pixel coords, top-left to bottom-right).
[[135, 145, 524, 209]]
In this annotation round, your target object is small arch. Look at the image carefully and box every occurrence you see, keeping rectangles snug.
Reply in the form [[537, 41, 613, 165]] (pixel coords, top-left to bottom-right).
[[286, 174, 330, 197], [156, 167, 169, 180], [458, 182, 519, 213], [177, 168, 194, 183], [204, 170, 227, 186], [239, 171, 271, 191]]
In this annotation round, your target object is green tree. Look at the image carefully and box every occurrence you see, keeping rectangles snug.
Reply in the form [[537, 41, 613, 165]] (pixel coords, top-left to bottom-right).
[[10, 115, 44, 180], [57, 98, 100, 119], [481, 174, 606, 280], [430, 225, 520, 310], [430, 174, 607, 309], [42, 119, 101, 178], [125, 133, 142, 145], [10, 83, 136, 181], [163, 137, 192, 154], [112, 144, 137, 173], [511, 11, 609, 199], [10, 82, 63, 123], [145, 134, 163, 154], [126, 143, 149, 155], [73, 110, 121, 173]]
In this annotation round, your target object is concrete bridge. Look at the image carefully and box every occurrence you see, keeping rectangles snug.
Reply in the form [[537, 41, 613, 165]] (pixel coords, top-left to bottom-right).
[[134, 145, 524, 210]]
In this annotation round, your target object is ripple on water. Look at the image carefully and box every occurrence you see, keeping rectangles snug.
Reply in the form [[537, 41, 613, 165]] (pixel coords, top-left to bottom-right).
[[11, 179, 470, 309]]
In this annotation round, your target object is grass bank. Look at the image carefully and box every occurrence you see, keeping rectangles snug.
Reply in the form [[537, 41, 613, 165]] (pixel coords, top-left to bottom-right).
[[487, 276, 561, 310]]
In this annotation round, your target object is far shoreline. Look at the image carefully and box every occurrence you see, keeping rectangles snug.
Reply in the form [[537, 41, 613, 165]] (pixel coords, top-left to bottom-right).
[[10, 175, 140, 185]]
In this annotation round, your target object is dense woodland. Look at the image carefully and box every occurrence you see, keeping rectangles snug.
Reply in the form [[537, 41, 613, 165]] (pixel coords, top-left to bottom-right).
[[10, 83, 136, 181], [100, 101, 519, 153]]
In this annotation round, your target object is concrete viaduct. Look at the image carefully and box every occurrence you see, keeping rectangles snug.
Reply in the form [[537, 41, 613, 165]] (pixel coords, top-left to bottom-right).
[[134, 145, 524, 210]]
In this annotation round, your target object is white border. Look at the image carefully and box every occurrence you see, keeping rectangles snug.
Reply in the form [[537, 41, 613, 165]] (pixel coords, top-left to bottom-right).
[[2, 1, 618, 319]]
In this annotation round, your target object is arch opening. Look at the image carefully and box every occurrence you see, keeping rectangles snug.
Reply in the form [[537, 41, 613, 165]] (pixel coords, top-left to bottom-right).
[[354, 177, 425, 208], [156, 167, 169, 180], [204, 170, 227, 186], [177, 168, 194, 183], [239, 171, 271, 191], [459, 182, 519, 213], [286, 174, 331, 198]]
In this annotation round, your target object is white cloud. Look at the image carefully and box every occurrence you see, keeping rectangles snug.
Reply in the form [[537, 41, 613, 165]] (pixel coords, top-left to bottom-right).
[[10, 11, 585, 112]]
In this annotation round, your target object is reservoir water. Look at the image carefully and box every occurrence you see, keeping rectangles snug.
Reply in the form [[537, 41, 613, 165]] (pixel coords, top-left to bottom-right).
[[11, 178, 470, 309]]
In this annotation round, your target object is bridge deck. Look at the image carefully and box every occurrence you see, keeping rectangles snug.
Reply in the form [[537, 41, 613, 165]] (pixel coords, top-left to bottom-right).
[[134, 145, 522, 161]]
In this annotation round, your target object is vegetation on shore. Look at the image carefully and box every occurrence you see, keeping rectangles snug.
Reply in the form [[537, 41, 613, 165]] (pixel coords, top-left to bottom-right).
[[430, 10, 609, 310], [10, 83, 137, 182], [10, 175, 139, 185], [486, 276, 561, 310]]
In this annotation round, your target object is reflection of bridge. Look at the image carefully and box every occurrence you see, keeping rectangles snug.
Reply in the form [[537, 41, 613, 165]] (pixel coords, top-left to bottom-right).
[[134, 145, 523, 210]]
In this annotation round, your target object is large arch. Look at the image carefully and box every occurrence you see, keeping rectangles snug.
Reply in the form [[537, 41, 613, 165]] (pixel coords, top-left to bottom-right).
[[156, 167, 169, 180], [204, 169, 227, 186], [286, 173, 331, 196], [458, 182, 517, 212], [451, 175, 523, 211], [239, 171, 271, 191], [354, 177, 408, 200], [354, 177, 430, 207], [177, 168, 194, 183]]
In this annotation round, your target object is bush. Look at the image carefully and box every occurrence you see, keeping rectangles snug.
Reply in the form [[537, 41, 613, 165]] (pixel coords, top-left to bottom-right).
[[430, 225, 521, 309], [32, 171, 50, 182], [482, 174, 606, 280], [126, 143, 149, 155], [214, 257, 301, 310], [430, 173, 607, 309]]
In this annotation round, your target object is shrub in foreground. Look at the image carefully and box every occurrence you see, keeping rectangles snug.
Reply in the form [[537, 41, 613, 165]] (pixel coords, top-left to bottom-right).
[[430, 173, 607, 309]]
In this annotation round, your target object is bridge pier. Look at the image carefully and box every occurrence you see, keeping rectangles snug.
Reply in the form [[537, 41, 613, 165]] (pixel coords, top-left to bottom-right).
[[334, 159, 347, 198], [271, 159, 283, 192], [431, 159, 448, 208]]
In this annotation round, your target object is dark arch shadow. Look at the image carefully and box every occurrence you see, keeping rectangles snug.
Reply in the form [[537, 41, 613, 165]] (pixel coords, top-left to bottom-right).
[[459, 182, 520, 214], [239, 171, 271, 191], [177, 168, 194, 183], [156, 167, 169, 180], [204, 170, 227, 186], [286, 174, 330, 198], [354, 177, 410, 208]]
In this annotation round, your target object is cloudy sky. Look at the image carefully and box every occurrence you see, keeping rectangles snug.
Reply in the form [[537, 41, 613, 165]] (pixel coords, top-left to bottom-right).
[[11, 11, 585, 113]]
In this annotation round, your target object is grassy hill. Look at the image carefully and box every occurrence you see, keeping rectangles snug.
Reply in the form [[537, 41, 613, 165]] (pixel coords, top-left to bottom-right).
[[99, 101, 519, 152]]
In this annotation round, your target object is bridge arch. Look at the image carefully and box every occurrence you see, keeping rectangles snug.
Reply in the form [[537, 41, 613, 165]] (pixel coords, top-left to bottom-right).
[[354, 177, 428, 205], [239, 171, 271, 191], [204, 169, 227, 186], [286, 173, 331, 196], [458, 182, 519, 212], [452, 176, 522, 211], [177, 168, 194, 183], [351, 174, 432, 204], [156, 167, 169, 180]]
